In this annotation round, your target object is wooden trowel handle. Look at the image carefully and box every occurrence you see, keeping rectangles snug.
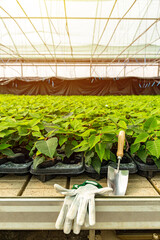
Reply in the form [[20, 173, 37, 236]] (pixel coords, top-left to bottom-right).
[[117, 131, 125, 158]]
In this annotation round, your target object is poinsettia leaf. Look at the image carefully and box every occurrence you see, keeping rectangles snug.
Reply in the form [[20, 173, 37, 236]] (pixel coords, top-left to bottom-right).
[[95, 142, 106, 162], [85, 151, 94, 165], [134, 132, 149, 144], [0, 144, 11, 150], [92, 157, 101, 174], [130, 143, 140, 154], [1, 148, 15, 157], [59, 135, 68, 146], [89, 134, 101, 149], [143, 117, 157, 131], [146, 140, 160, 158], [118, 120, 127, 129], [33, 155, 45, 169], [35, 137, 58, 158], [137, 149, 148, 163], [65, 143, 74, 158]]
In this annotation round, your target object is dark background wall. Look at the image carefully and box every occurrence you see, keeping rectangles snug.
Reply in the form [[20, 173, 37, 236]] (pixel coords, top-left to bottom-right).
[[0, 77, 159, 95]]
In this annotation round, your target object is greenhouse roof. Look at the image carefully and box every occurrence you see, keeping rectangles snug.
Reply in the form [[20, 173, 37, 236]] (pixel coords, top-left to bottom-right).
[[0, 0, 160, 63]]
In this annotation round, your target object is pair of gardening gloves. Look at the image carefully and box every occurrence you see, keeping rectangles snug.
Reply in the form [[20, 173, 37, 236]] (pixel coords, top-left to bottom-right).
[[54, 180, 113, 234]]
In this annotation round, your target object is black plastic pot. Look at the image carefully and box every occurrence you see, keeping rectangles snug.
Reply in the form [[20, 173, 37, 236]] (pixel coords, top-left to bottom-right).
[[0, 156, 8, 165], [108, 152, 138, 174], [133, 155, 160, 178], [30, 153, 85, 182], [0, 153, 32, 177], [7, 153, 27, 163]]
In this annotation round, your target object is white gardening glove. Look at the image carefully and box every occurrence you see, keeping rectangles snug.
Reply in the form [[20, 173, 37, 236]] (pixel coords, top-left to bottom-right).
[[54, 184, 87, 234], [66, 182, 113, 227], [54, 181, 113, 234]]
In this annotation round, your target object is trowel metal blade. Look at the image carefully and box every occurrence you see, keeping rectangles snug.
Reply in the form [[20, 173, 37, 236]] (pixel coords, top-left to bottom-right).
[[107, 166, 129, 196]]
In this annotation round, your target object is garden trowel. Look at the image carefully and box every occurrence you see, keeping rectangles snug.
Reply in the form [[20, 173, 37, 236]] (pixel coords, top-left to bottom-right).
[[107, 131, 129, 196]]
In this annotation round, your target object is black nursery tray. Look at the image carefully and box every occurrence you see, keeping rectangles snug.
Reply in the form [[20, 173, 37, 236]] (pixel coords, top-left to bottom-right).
[[0, 153, 32, 177], [134, 156, 160, 178], [108, 152, 138, 174], [30, 154, 85, 182], [85, 152, 137, 180], [0, 161, 32, 176]]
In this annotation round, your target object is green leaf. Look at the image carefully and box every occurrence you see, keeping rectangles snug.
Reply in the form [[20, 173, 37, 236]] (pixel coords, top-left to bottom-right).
[[137, 149, 148, 163], [31, 125, 40, 132], [134, 132, 149, 144], [146, 140, 160, 158], [103, 149, 110, 161], [110, 152, 116, 162], [0, 144, 11, 150], [1, 148, 15, 157], [71, 140, 78, 147], [33, 155, 45, 169], [89, 134, 101, 149], [65, 143, 74, 158], [73, 140, 88, 150], [0, 132, 6, 138], [126, 129, 133, 136], [92, 156, 101, 174], [95, 142, 106, 161], [85, 151, 94, 165], [110, 117, 119, 124], [101, 126, 115, 133], [29, 119, 41, 127], [44, 123, 59, 133], [32, 131, 43, 138], [80, 129, 96, 137], [143, 117, 157, 131], [74, 144, 89, 152], [130, 143, 140, 154], [59, 135, 68, 146], [101, 133, 114, 142], [118, 120, 127, 129], [0, 129, 16, 138], [154, 158, 160, 169], [0, 123, 10, 131], [17, 126, 29, 136], [70, 119, 82, 130], [29, 144, 37, 156], [35, 137, 58, 158]]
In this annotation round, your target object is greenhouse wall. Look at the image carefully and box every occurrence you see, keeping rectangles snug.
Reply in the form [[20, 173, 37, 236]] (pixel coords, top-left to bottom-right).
[[0, 76, 159, 95]]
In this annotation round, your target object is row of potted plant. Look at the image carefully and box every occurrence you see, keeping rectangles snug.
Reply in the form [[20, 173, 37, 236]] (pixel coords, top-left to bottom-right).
[[0, 95, 159, 179], [0, 117, 159, 178]]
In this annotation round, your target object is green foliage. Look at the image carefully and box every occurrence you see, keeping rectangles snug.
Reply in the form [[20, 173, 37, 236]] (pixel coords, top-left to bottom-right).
[[146, 140, 160, 159], [33, 155, 45, 169], [35, 138, 58, 158], [0, 95, 159, 170]]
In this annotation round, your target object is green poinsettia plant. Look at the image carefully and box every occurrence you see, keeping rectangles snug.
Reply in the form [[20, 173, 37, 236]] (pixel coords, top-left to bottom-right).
[[30, 136, 59, 169], [130, 116, 160, 167], [73, 125, 119, 173], [0, 120, 18, 159]]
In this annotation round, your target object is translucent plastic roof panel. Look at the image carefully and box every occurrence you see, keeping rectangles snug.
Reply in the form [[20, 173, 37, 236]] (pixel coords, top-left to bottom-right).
[[0, 0, 160, 64]]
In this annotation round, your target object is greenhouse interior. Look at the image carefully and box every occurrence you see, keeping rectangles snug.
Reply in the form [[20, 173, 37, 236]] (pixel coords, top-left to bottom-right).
[[0, 0, 160, 239]]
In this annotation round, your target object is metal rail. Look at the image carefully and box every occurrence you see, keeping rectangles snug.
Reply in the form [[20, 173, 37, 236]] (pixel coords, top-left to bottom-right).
[[1, 17, 160, 20], [0, 58, 158, 63], [0, 197, 160, 230]]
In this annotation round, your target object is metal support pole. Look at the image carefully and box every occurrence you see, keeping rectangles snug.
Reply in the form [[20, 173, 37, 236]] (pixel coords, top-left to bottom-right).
[[21, 62, 23, 77], [89, 230, 95, 240], [124, 65, 126, 77]]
